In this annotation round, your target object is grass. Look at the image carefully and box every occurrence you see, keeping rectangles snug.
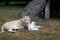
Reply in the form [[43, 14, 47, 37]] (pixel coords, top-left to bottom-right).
[[0, 6, 24, 26], [0, 6, 60, 40]]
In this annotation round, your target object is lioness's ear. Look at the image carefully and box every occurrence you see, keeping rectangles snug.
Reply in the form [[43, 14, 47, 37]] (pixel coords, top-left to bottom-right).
[[21, 18, 25, 22]]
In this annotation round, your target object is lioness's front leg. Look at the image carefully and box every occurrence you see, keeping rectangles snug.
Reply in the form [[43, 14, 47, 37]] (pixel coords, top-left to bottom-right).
[[8, 29, 16, 33]]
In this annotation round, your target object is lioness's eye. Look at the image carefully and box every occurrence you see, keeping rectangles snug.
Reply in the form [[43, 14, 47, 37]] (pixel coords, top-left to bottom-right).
[[25, 20, 26, 21]]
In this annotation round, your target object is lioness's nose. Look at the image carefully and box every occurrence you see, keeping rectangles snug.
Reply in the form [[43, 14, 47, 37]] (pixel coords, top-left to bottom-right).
[[26, 23, 28, 24]]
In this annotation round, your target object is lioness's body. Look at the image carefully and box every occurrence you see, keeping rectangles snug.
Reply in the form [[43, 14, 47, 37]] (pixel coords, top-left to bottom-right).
[[0, 16, 31, 33]]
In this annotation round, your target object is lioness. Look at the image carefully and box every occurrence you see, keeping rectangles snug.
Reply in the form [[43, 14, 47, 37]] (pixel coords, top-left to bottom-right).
[[0, 16, 31, 33]]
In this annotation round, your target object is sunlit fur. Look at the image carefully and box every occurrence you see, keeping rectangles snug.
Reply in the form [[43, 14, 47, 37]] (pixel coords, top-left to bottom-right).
[[0, 16, 31, 33], [27, 21, 41, 31]]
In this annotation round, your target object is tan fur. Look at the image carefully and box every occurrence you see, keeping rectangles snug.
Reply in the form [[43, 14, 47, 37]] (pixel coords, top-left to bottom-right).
[[0, 16, 31, 33]]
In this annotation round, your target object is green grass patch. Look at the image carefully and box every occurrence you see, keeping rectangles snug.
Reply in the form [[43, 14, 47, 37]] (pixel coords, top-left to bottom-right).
[[0, 6, 24, 9]]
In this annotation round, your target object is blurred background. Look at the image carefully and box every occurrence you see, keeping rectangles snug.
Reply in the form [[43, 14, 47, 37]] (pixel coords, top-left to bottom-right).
[[0, 0, 32, 6], [0, 0, 60, 19]]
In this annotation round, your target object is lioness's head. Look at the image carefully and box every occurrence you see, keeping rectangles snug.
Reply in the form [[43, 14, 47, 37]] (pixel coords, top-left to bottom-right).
[[21, 16, 31, 24]]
